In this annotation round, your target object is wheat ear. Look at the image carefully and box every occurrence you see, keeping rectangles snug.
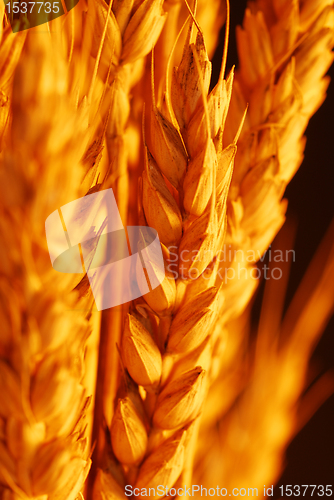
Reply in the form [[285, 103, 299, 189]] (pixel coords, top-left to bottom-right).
[[201, 0, 334, 431], [195, 223, 334, 492], [0, 33, 97, 500], [97, 6, 247, 493], [191, 0, 334, 490], [216, 0, 334, 323]]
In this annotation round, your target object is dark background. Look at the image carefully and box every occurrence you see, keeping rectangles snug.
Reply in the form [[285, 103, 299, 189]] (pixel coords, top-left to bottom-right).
[[211, 2, 334, 496]]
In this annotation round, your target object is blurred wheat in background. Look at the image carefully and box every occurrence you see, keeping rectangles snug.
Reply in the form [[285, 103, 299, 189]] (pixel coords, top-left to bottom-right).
[[0, 0, 333, 499]]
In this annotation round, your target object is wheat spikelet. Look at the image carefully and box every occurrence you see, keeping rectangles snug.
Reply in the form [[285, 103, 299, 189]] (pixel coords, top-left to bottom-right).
[[152, 0, 226, 102]]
